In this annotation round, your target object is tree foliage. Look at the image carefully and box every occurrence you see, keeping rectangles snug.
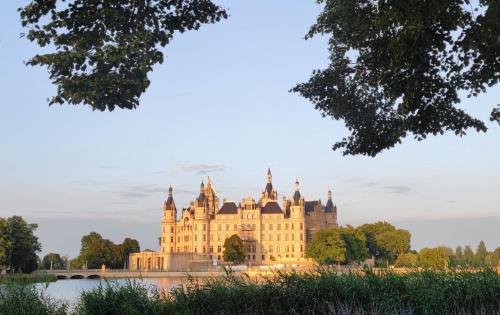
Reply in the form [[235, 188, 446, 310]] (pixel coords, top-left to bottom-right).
[[0, 216, 41, 273], [19, 0, 228, 111], [358, 221, 411, 264], [476, 240, 488, 263], [338, 226, 369, 263], [0, 218, 10, 270], [223, 234, 247, 264], [451, 241, 499, 267], [41, 253, 66, 270], [306, 228, 346, 264], [394, 252, 418, 268], [418, 247, 454, 270], [292, 0, 500, 156], [463, 245, 475, 266], [71, 232, 140, 269]]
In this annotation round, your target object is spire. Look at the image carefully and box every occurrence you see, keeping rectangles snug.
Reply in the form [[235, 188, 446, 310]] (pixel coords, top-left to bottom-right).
[[198, 180, 206, 203], [293, 178, 301, 205], [207, 176, 212, 186], [165, 186, 176, 211], [325, 188, 333, 213], [264, 168, 274, 197]]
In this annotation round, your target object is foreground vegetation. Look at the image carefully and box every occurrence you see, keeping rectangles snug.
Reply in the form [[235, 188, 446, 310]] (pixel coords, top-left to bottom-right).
[[0, 284, 67, 315], [1, 269, 499, 314], [306, 222, 500, 270], [0, 272, 56, 286]]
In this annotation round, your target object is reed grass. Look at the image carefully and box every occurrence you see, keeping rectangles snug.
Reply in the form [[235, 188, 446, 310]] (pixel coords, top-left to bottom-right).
[[0, 284, 67, 315], [0, 272, 57, 285], [1, 269, 499, 314]]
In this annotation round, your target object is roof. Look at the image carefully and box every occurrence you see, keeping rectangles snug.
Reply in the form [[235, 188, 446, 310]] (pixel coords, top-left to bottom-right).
[[293, 190, 301, 205], [261, 201, 283, 214], [198, 191, 206, 203], [218, 202, 238, 215], [165, 196, 176, 211], [305, 201, 318, 213], [265, 183, 273, 196], [325, 199, 334, 213]]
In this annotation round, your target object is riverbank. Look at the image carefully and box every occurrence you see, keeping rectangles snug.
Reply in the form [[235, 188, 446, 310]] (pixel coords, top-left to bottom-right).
[[42, 265, 500, 280], [1, 268, 499, 314], [0, 273, 56, 285]]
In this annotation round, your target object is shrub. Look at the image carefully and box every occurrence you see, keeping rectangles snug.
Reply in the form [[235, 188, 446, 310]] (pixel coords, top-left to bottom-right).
[[0, 284, 67, 315]]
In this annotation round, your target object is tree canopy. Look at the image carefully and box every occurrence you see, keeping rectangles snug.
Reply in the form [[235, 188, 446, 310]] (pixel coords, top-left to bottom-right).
[[306, 228, 346, 264], [358, 221, 411, 265], [338, 226, 369, 263], [394, 252, 418, 268], [419, 247, 454, 270], [0, 218, 11, 270], [0, 216, 41, 273], [41, 253, 66, 270], [223, 234, 247, 264], [19, 0, 228, 111], [292, 0, 500, 156], [71, 232, 140, 269]]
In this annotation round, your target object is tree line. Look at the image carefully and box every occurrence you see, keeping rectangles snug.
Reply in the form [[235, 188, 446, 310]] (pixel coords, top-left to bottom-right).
[[306, 222, 411, 267], [395, 241, 500, 270], [306, 222, 499, 269], [68, 232, 140, 270], [40, 232, 141, 270], [0, 215, 141, 273]]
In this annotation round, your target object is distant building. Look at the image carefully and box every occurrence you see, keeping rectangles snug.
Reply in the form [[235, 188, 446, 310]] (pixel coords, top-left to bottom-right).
[[129, 169, 337, 270]]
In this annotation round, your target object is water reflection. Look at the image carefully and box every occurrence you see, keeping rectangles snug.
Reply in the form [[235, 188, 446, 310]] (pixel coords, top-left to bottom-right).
[[41, 277, 189, 304]]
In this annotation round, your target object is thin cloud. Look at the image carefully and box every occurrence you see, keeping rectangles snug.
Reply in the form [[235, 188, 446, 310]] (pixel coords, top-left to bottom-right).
[[116, 185, 166, 199], [94, 164, 116, 170], [180, 163, 228, 175], [384, 185, 411, 194]]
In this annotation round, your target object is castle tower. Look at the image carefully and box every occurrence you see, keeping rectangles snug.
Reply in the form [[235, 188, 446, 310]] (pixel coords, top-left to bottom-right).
[[161, 186, 177, 253], [195, 181, 208, 218], [261, 168, 278, 206], [290, 178, 305, 218], [324, 189, 334, 213]]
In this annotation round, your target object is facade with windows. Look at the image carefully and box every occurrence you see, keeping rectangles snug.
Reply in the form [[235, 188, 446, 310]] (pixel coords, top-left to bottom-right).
[[130, 169, 337, 269]]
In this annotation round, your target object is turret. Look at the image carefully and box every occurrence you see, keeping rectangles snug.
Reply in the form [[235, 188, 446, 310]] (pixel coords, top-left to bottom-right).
[[261, 168, 277, 205], [324, 189, 334, 213], [293, 178, 302, 206], [161, 186, 177, 253], [163, 186, 176, 220]]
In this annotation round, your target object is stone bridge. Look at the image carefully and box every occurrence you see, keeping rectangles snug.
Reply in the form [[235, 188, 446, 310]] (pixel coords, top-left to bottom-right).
[[43, 269, 224, 279]]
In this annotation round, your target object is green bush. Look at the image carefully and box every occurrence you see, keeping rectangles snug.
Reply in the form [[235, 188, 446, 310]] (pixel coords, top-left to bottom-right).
[[0, 284, 67, 315]]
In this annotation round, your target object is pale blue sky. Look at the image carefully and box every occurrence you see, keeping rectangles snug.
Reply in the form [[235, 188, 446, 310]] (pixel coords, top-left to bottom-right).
[[0, 1, 499, 257]]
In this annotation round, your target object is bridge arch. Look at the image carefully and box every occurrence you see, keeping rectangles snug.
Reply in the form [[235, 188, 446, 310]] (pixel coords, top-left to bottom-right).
[[56, 275, 68, 280], [87, 274, 101, 279], [70, 274, 84, 279]]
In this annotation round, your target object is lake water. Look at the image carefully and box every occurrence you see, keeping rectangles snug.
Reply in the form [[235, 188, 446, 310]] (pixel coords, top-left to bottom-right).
[[38, 277, 189, 305]]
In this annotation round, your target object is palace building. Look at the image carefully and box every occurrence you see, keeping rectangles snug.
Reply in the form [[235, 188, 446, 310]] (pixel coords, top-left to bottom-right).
[[129, 169, 338, 270]]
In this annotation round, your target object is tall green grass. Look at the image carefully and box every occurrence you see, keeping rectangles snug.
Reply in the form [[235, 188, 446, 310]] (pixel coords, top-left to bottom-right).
[[1, 269, 499, 314], [74, 281, 169, 315], [0, 272, 57, 285], [74, 269, 500, 315], [0, 284, 67, 315]]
